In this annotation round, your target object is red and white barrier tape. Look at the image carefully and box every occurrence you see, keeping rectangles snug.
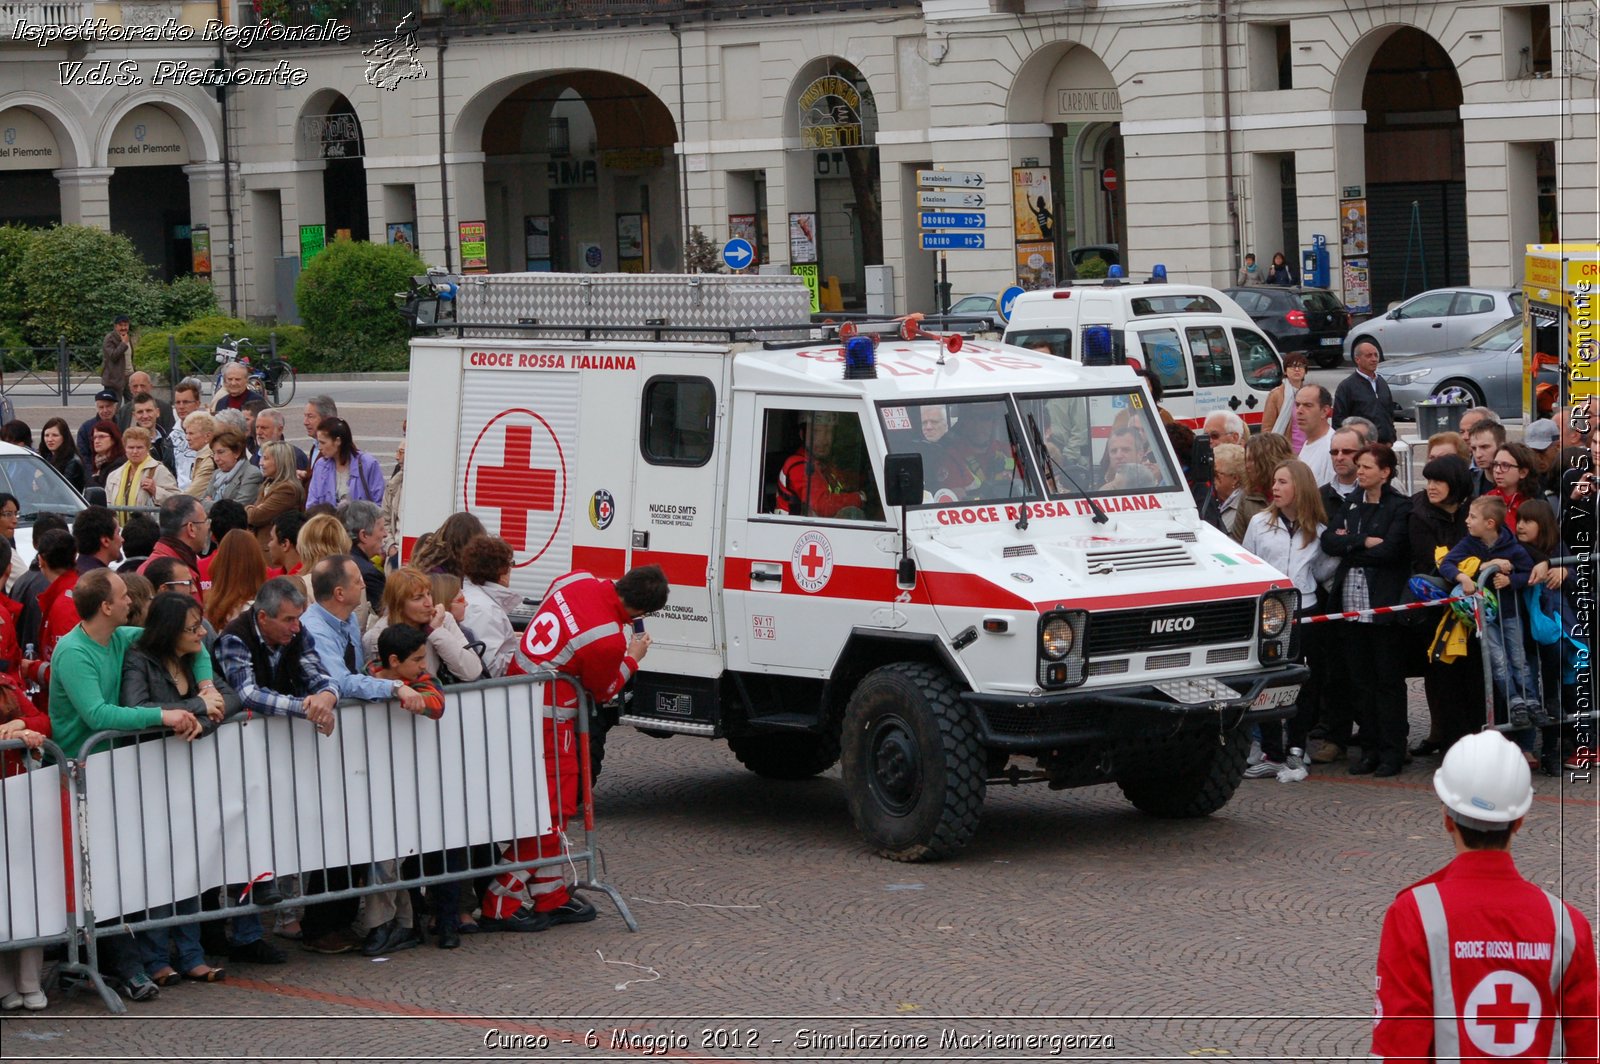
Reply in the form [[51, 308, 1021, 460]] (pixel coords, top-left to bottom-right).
[[1299, 595, 1481, 625]]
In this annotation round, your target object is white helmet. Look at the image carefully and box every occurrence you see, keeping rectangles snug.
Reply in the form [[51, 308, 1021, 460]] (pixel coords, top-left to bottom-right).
[[1433, 730, 1533, 830]]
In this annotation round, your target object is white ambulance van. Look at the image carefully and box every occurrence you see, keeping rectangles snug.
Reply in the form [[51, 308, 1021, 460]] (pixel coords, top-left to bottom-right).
[[1002, 282, 1285, 429], [402, 273, 1307, 861]]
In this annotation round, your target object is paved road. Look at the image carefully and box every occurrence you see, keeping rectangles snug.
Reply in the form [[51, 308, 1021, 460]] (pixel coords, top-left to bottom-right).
[[5, 682, 1595, 1062]]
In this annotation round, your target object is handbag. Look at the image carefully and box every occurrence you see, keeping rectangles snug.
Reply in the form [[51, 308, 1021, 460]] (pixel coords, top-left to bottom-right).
[[1271, 383, 1294, 435], [1524, 586, 1563, 646]]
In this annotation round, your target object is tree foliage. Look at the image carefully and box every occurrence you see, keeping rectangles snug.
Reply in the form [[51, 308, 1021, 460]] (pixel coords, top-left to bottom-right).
[[294, 238, 423, 370]]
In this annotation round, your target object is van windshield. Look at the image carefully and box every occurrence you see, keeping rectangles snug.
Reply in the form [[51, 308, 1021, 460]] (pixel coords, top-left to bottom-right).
[[877, 398, 1039, 506], [1013, 390, 1182, 498]]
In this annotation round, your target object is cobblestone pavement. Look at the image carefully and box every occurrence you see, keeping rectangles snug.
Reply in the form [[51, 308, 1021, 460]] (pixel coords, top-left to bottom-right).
[[4, 681, 1595, 1063]]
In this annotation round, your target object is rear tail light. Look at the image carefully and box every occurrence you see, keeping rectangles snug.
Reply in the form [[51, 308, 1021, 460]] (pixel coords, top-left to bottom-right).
[[1285, 309, 1308, 328]]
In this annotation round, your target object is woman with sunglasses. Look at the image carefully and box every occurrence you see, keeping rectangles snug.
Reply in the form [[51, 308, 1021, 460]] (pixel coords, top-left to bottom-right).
[[306, 417, 385, 508]]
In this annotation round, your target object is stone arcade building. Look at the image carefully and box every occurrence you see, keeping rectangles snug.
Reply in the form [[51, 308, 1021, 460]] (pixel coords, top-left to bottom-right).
[[2, 0, 1595, 317]]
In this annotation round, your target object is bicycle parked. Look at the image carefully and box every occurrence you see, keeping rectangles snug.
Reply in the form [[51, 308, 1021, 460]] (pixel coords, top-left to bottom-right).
[[213, 335, 297, 409]]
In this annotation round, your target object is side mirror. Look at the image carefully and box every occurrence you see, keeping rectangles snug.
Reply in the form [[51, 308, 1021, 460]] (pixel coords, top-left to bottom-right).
[[83, 487, 108, 506], [883, 452, 924, 508]]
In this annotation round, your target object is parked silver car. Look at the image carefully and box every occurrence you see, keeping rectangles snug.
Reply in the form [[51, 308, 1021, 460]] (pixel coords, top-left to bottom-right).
[[1344, 286, 1522, 360], [1375, 316, 1523, 421]]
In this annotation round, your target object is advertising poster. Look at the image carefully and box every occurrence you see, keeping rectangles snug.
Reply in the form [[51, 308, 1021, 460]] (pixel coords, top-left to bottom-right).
[[387, 222, 416, 253], [1012, 167, 1055, 243], [1343, 258, 1371, 315], [1340, 199, 1368, 256], [190, 224, 211, 277], [729, 213, 758, 271], [616, 213, 646, 273], [459, 221, 488, 273], [298, 224, 325, 265], [1015, 242, 1057, 291], [791, 263, 821, 313], [524, 215, 551, 271], [789, 212, 818, 264]]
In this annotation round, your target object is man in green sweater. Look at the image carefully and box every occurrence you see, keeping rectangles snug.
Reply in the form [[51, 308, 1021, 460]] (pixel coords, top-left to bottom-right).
[[47, 568, 221, 1001], [48, 569, 217, 757]]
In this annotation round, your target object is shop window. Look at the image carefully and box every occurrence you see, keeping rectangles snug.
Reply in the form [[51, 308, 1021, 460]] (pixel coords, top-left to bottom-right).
[[641, 376, 715, 466]]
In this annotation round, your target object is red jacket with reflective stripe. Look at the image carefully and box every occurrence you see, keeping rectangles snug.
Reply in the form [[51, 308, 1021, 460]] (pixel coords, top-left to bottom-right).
[[1373, 849, 1597, 1062], [510, 570, 637, 709]]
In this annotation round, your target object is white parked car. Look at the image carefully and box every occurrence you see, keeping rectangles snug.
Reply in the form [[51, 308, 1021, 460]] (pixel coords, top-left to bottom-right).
[[1343, 286, 1522, 360], [0, 441, 90, 568]]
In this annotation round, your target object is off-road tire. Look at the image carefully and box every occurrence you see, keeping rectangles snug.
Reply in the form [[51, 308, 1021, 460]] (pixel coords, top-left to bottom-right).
[[727, 733, 841, 780], [840, 662, 986, 861], [1116, 725, 1249, 818]]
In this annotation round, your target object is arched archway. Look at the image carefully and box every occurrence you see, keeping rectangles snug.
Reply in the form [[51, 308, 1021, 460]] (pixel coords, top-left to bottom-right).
[[783, 57, 880, 310], [0, 100, 87, 225], [1335, 26, 1465, 309], [99, 100, 211, 279], [468, 72, 678, 273], [297, 92, 369, 242], [1008, 43, 1123, 281]]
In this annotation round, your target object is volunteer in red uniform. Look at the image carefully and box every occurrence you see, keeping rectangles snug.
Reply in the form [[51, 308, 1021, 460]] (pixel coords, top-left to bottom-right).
[[1373, 730, 1597, 1062], [479, 564, 669, 931], [775, 412, 865, 518]]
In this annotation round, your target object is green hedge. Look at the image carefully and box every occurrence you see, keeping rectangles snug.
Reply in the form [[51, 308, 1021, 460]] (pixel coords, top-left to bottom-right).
[[133, 315, 310, 379], [295, 239, 423, 371]]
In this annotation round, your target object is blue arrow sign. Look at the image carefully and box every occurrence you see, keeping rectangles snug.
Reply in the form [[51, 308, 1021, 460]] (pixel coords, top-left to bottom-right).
[[722, 238, 754, 270], [922, 233, 986, 251], [920, 212, 986, 230], [998, 285, 1026, 323]]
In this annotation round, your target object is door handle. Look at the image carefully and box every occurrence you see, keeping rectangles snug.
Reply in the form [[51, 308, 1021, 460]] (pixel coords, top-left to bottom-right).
[[1431, 322, 1443, 328], [750, 570, 781, 583]]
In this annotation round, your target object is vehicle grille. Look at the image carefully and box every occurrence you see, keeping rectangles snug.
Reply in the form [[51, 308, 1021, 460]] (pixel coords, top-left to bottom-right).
[[1083, 542, 1193, 575], [1086, 599, 1257, 656], [1206, 646, 1251, 664], [1146, 651, 1191, 670]]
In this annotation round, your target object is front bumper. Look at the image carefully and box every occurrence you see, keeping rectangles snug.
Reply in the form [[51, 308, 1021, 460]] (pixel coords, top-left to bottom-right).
[[962, 663, 1310, 751]]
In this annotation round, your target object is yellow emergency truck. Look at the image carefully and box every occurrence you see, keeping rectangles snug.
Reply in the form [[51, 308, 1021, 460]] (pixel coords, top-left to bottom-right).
[[1523, 243, 1600, 421]]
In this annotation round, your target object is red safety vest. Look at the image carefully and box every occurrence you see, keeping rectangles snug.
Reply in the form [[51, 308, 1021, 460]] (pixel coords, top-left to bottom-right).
[[1373, 849, 1598, 1062], [510, 570, 637, 713]]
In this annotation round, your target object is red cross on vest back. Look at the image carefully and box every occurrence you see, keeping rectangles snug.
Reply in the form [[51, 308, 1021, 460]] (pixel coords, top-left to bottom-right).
[[799, 543, 826, 577], [1478, 981, 1532, 1044], [476, 424, 556, 550]]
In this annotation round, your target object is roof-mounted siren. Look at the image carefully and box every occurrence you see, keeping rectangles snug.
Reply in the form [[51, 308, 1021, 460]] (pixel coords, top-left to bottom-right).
[[897, 313, 963, 355], [1081, 324, 1115, 366], [1146, 264, 1168, 284], [844, 335, 878, 380], [1103, 264, 1125, 287]]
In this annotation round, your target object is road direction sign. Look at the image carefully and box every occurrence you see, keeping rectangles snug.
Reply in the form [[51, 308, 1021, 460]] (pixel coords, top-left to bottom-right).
[[998, 285, 1025, 322], [922, 233, 986, 251], [722, 238, 754, 270], [918, 190, 986, 209], [920, 212, 986, 230], [917, 170, 985, 189]]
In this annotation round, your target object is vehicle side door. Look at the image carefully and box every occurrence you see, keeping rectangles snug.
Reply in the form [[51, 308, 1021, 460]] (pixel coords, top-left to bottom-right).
[[1448, 291, 1503, 349], [1182, 322, 1238, 423], [1388, 290, 1458, 355]]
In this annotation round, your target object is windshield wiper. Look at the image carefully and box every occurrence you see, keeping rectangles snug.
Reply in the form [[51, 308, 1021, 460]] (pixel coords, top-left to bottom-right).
[[1026, 413, 1108, 525]]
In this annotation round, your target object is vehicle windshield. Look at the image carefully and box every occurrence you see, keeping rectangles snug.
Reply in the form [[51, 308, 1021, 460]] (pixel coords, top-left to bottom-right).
[[950, 296, 994, 313], [1014, 390, 1182, 498], [1510, 291, 1524, 315], [1300, 290, 1345, 313], [1467, 317, 1523, 351], [0, 455, 87, 521], [878, 391, 1180, 507], [877, 397, 1038, 506]]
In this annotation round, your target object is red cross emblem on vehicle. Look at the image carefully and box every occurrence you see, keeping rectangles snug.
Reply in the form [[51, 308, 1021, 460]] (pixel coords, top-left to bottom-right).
[[790, 530, 834, 593], [463, 409, 568, 565]]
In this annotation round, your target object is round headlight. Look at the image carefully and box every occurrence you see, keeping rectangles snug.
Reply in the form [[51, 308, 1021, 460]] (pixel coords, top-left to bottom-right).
[[1041, 616, 1074, 659], [1260, 596, 1290, 638]]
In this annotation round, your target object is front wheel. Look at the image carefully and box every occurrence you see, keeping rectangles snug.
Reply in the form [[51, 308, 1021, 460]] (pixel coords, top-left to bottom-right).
[[1116, 725, 1249, 818], [840, 662, 985, 861], [262, 361, 297, 408], [1431, 379, 1484, 408]]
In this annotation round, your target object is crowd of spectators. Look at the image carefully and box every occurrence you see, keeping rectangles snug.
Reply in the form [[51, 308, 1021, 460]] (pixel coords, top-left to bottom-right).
[[0, 389, 551, 1010]]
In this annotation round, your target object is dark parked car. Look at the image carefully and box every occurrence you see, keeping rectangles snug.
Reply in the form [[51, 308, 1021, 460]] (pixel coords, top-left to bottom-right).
[[1223, 286, 1352, 368]]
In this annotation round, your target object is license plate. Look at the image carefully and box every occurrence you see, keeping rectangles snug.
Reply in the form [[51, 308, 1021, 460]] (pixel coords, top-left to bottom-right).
[[1253, 684, 1301, 709], [1319, 337, 1342, 345], [1154, 678, 1241, 704]]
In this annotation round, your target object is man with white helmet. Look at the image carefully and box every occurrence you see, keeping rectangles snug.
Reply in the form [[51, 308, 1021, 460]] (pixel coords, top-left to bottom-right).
[[1372, 730, 1596, 1061]]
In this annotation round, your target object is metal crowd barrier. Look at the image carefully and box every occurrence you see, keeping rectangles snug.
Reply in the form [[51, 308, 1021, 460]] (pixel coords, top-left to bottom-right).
[[0, 738, 106, 1004], [1, 671, 634, 1015]]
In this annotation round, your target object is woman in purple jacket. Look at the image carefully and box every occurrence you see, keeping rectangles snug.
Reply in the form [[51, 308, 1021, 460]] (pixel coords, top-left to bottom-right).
[[306, 417, 385, 507]]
